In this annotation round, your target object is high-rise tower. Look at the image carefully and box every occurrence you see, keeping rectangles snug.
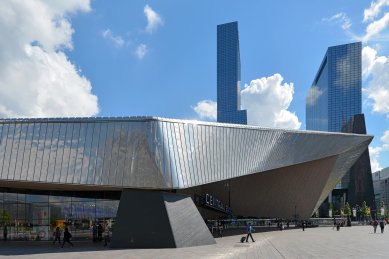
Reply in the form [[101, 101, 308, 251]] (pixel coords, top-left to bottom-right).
[[306, 42, 374, 212], [217, 21, 247, 124], [306, 42, 362, 132]]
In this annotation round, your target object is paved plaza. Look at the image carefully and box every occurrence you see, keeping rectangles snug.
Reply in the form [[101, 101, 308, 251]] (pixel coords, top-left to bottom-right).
[[0, 226, 388, 258]]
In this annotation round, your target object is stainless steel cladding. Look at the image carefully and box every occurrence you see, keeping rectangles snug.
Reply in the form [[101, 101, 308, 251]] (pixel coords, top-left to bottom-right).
[[0, 117, 372, 190]]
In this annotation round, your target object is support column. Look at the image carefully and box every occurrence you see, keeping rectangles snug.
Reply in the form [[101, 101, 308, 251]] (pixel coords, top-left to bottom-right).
[[110, 189, 215, 248]]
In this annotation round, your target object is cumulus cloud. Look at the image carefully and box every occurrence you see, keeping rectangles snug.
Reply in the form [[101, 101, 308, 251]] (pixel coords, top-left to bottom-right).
[[241, 74, 301, 129], [192, 74, 301, 129], [0, 0, 98, 118], [363, 12, 389, 42], [369, 130, 389, 172], [136, 44, 148, 59], [144, 4, 163, 34], [101, 29, 125, 47], [362, 46, 389, 114], [370, 146, 383, 172], [192, 100, 217, 120], [363, 0, 389, 22], [322, 12, 352, 30]]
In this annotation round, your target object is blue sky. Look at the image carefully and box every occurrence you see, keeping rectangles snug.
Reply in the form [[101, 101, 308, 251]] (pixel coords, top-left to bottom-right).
[[1, 0, 389, 171]]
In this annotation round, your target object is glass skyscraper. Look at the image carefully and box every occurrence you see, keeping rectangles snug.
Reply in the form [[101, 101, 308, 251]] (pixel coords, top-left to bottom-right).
[[306, 42, 365, 210], [306, 42, 362, 132], [217, 21, 247, 124]]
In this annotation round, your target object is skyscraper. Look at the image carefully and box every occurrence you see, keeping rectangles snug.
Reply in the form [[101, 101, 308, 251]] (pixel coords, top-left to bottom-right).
[[217, 21, 247, 124], [306, 42, 374, 211], [306, 42, 362, 132]]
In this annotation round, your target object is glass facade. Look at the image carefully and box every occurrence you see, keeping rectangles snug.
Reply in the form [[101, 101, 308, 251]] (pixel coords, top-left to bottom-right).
[[0, 190, 119, 241], [217, 21, 247, 124], [306, 42, 362, 132], [306, 42, 362, 191]]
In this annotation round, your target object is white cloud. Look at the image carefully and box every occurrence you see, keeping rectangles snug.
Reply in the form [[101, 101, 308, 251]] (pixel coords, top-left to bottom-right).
[[363, 0, 389, 22], [369, 130, 389, 172], [193, 74, 301, 129], [370, 146, 383, 172], [381, 130, 389, 143], [322, 12, 352, 30], [363, 12, 389, 42], [136, 44, 148, 59], [144, 4, 163, 33], [306, 86, 323, 107], [241, 74, 301, 129], [101, 29, 125, 47], [362, 46, 389, 114], [0, 0, 98, 118], [192, 100, 217, 120]]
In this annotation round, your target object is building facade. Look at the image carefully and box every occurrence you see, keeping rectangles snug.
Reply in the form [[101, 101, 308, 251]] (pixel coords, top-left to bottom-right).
[[373, 167, 389, 210], [306, 42, 362, 132], [306, 42, 374, 214], [0, 117, 372, 247], [217, 21, 247, 124]]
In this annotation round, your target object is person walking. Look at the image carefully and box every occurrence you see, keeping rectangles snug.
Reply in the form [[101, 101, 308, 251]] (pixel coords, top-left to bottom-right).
[[97, 223, 103, 241], [245, 223, 255, 242], [92, 224, 97, 242], [61, 227, 74, 248], [103, 224, 110, 247], [373, 219, 378, 233], [380, 219, 385, 234], [53, 227, 61, 245], [3, 225, 7, 241]]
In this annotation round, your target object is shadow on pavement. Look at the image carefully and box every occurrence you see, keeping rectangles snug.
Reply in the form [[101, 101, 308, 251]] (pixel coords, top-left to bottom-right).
[[0, 240, 118, 256]]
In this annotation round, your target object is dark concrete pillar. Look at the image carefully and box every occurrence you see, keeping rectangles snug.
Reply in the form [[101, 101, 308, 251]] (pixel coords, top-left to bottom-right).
[[110, 189, 215, 248]]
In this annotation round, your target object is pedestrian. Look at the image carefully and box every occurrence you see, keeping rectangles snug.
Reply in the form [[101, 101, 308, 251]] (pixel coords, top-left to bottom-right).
[[218, 220, 223, 238], [53, 227, 61, 245], [333, 217, 336, 230], [97, 223, 103, 241], [3, 225, 7, 241], [380, 219, 385, 234], [302, 221, 306, 231], [103, 224, 110, 247], [373, 219, 378, 233], [92, 224, 97, 242], [245, 223, 255, 242], [61, 227, 74, 248]]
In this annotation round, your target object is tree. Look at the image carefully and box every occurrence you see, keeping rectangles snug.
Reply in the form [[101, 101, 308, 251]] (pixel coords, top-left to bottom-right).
[[344, 202, 352, 217], [1, 210, 11, 225], [361, 201, 369, 220]]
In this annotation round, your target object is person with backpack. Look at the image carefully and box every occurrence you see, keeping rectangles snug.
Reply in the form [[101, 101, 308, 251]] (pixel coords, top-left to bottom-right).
[[245, 223, 255, 242], [373, 219, 378, 233], [380, 219, 385, 234], [61, 227, 74, 248], [53, 227, 61, 245]]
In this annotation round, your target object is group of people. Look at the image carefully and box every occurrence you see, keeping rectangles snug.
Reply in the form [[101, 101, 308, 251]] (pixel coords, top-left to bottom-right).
[[52, 227, 73, 248], [373, 219, 386, 234], [52, 222, 110, 247], [92, 223, 110, 246]]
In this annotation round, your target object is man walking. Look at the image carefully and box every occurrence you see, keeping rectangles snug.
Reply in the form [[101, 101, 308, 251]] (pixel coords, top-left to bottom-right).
[[61, 227, 74, 248], [53, 227, 61, 245], [245, 223, 255, 242]]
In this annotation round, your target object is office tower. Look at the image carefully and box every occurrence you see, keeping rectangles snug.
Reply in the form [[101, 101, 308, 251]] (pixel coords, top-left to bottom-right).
[[217, 21, 247, 124], [306, 42, 374, 212], [306, 42, 362, 132]]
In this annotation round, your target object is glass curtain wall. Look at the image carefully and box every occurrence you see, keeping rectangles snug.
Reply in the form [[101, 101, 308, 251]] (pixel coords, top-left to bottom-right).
[[0, 191, 119, 241]]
